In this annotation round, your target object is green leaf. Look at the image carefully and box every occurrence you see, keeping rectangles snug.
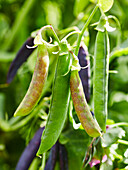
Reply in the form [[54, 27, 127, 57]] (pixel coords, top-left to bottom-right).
[[74, 0, 89, 16], [102, 127, 125, 147], [110, 48, 128, 62], [59, 127, 92, 170], [113, 56, 128, 83], [43, 1, 62, 29], [98, 0, 114, 12], [90, 0, 97, 3], [109, 91, 128, 106], [67, 148, 83, 170], [106, 119, 115, 125], [59, 127, 92, 169], [100, 158, 113, 170], [59, 127, 91, 156], [0, 51, 15, 62]]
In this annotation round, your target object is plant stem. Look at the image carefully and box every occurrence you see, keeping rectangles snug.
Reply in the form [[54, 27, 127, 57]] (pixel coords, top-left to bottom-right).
[[0, 99, 47, 132], [110, 122, 128, 128], [8, 116, 23, 125], [39, 153, 46, 170], [82, 137, 96, 168], [58, 26, 79, 38], [62, 31, 80, 41], [117, 139, 128, 145], [75, 4, 99, 56]]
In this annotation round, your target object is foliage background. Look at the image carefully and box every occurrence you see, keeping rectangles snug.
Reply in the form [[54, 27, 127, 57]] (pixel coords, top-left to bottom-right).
[[0, 0, 128, 169]]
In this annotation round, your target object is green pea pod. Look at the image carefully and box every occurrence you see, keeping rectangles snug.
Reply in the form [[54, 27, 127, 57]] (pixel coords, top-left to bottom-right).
[[70, 70, 102, 137], [93, 31, 109, 132], [37, 52, 71, 155], [14, 45, 49, 117]]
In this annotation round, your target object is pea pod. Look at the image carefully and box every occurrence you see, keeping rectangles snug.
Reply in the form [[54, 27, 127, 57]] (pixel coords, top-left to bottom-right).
[[78, 46, 90, 103], [16, 127, 44, 170], [59, 144, 68, 170], [70, 70, 101, 137], [37, 51, 71, 155], [44, 142, 59, 170], [14, 45, 49, 117], [93, 31, 109, 132], [7, 37, 35, 84]]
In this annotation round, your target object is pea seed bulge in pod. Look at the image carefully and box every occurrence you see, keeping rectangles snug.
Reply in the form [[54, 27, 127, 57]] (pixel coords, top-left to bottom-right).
[[0, 0, 128, 169]]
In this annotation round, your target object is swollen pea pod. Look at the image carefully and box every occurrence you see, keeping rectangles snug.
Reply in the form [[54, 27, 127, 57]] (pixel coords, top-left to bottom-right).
[[78, 46, 90, 103], [37, 45, 71, 155], [70, 69, 102, 137], [59, 143, 68, 170], [44, 142, 59, 170], [93, 30, 109, 132], [78, 47, 94, 117], [14, 45, 49, 117], [7, 37, 35, 84], [16, 127, 44, 170]]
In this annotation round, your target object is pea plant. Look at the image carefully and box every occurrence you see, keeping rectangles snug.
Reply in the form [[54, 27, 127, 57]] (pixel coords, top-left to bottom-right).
[[0, 0, 128, 169]]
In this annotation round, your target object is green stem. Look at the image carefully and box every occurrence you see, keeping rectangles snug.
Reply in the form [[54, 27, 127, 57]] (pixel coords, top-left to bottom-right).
[[8, 116, 23, 125], [117, 139, 128, 145], [0, 51, 15, 62], [58, 26, 79, 38], [82, 137, 96, 169], [11, 99, 47, 131], [62, 31, 80, 41], [75, 4, 99, 56], [110, 122, 128, 128], [3, 0, 36, 51], [10, 110, 36, 131], [39, 153, 46, 170], [0, 99, 47, 132]]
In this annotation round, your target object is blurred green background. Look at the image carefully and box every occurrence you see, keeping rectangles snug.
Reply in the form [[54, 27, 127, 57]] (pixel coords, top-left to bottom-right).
[[0, 0, 128, 169]]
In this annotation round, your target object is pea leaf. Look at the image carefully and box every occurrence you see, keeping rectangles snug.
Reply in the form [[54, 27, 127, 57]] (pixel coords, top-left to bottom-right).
[[0, 51, 15, 62], [59, 127, 91, 156], [109, 91, 128, 106], [74, 0, 89, 16], [102, 127, 125, 147], [98, 0, 114, 12], [59, 127, 91, 170], [100, 158, 113, 170]]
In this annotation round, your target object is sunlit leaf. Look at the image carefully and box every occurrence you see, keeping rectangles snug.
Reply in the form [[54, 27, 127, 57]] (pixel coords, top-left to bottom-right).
[[43, 1, 62, 29], [74, 0, 89, 16], [0, 51, 15, 62], [100, 158, 113, 170], [98, 0, 114, 12], [102, 127, 125, 147], [109, 91, 128, 106]]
